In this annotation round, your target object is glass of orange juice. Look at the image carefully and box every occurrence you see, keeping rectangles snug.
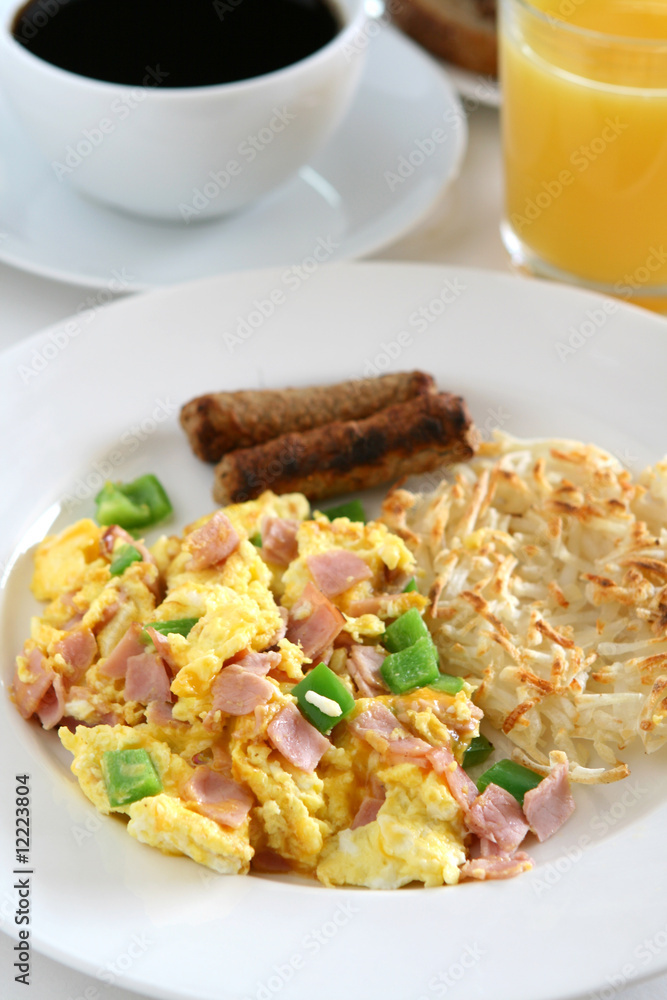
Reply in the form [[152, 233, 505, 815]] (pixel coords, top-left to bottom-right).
[[500, 0, 667, 310]]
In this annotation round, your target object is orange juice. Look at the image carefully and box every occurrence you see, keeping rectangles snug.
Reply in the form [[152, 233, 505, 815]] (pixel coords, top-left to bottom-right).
[[501, 0, 667, 302]]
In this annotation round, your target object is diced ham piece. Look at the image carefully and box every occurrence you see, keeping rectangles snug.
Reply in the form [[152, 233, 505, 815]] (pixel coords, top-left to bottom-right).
[[461, 851, 533, 881], [186, 511, 240, 571], [61, 591, 78, 611], [251, 849, 292, 873], [65, 685, 121, 727], [306, 550, 372, 598], [54, 628, 97, 682], [333, 630, 354, 649], [100, 524, 131, 557], [346, 645, 388, 697], [124, 652, 172, 704], [368, 773, 385, 799], [101, 525, 157, 567], [211, 665, 274, 715], [60, 591, 84, 629], [523, 761, 575, 842], [466, 783, 530, 854], [145, 700, 185, 726], [144, 628, 179, 675], [36, 673, 66, 730], [348, 703, 431, 758], [91, 598, 120, 634], [347, 595, 396, 617], [350, 795, 385, 830], [233, 651, 282, 676], [11, 648, 55, 720], [285, 583, 345, 661], [261, 518, 299, 566], [428, 748, 478, 811], [183, 766, 253, 829], [98, 622, 146, 678], [468, 836, 501, 859], [267, 606, 288, 647], [318, 645, 334, 666], [211, 744, 233, 773], [480, 837, 508, 858], [348, 703, 405, 742], [62, 612, 85, 630], [267, 703, 331, 772]]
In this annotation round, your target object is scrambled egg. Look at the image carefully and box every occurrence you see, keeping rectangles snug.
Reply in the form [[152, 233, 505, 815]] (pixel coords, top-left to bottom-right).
[[317, 763, 467, 889], [13, 491, 480, 889], [60, 724, 252, 874]]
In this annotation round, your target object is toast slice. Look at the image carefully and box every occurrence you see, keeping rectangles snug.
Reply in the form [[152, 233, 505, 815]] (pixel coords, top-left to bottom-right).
[[391, 0, 497, 76]]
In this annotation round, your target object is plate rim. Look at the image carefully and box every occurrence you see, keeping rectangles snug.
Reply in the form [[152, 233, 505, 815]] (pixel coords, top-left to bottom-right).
[[2, 261, 667, 1000]]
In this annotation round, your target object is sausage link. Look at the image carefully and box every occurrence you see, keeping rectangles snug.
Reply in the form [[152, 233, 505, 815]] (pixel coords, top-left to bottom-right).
[[180, 371, 435, 462], [212, 392, 478, 504]]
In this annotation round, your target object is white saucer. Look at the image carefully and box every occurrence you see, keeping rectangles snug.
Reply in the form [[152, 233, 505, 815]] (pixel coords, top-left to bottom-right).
[[445, 63, 501, 107], [0, 26, 467, 291]]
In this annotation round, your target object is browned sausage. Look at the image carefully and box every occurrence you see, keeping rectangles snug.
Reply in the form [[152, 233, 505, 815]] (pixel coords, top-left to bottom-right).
[[212, 392, 478, 504], [180, 371, 436, 462]]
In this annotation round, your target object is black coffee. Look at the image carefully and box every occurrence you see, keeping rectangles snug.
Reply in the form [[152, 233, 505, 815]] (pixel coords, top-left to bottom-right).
[[12, 0, 342, 87]]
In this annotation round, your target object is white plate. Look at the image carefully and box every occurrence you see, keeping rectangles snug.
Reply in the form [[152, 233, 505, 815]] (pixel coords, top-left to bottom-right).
[[0, 25, 466, 291], [2, 262, 667, 1000]]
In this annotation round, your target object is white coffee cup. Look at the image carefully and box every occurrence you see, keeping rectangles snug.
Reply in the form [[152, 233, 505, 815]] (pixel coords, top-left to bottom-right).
[[0, 0, 369, 221]]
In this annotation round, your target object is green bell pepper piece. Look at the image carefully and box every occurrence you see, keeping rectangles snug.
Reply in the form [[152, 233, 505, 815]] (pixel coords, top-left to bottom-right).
[[95, 474, 172, 530], [380, 636, 439, 694], [463, 734, 494, 769], [109, 543, 143, 576], [429, 673, 465, 695], [142, 617, 199, 639], [292, 662, 355, 734], [477, 759, 543, 805], [383, 607, 431, 653], [101, 748, 162, 807], [321, 499, 367, 523]]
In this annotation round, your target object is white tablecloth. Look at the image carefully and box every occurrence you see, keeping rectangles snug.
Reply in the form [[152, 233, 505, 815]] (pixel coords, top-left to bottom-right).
[[1, 96, 666, 1000]]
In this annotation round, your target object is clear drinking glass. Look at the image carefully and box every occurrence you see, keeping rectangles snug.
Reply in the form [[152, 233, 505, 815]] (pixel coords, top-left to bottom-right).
[[500, 0, 667, 311]]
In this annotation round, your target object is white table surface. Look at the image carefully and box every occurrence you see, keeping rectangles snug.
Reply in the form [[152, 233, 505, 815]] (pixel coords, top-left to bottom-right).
[[1, 73, 666, 1000]]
